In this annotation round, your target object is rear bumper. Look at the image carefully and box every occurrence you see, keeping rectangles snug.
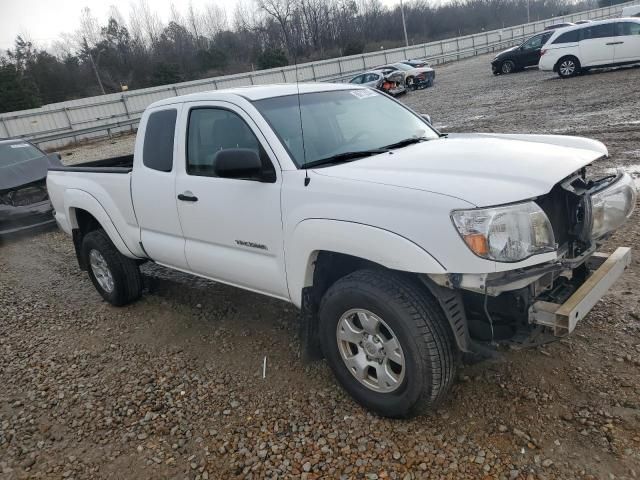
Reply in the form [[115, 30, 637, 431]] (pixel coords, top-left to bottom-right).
[[529, 247, 631, 336], [0, 200, 56, 236]]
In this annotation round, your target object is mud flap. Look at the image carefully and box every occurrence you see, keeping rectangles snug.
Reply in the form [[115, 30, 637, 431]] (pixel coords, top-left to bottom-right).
[[300, 287, 323, 362]]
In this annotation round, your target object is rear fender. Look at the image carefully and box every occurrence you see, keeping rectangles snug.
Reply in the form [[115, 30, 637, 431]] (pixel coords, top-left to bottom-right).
[[64, 189, 141, 259]]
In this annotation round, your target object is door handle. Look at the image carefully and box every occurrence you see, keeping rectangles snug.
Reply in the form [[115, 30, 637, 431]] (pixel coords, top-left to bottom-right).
[[178, 193, 198, 202], [606, 41, 623, 45]]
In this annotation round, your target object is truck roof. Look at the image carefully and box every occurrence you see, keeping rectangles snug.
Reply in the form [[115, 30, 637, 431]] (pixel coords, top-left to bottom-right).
[[148, 82, 362, 109]]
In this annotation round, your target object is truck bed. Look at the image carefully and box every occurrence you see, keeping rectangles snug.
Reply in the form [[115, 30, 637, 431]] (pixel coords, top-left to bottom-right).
[[48, 154, 133, 174]]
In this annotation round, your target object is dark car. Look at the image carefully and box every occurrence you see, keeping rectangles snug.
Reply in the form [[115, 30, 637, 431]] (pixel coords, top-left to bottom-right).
[[0, 139, 61, 237], [491, 30, 554, 74]]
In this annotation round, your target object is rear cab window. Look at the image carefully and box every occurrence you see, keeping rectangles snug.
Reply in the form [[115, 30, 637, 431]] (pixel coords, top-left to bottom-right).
[[143, 109, 177, 172]]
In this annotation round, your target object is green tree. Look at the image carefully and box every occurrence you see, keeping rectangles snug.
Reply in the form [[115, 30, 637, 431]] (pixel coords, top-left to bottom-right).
[[0, 62, 40, 113], [256, 48, 289, 69]]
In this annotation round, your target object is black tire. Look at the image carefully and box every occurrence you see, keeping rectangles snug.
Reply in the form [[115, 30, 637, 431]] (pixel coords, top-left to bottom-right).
[[557, 56, 580, 78], [81, 229, 142, 306], [318, 269, 458, 418], [501, 60, 515, 74]]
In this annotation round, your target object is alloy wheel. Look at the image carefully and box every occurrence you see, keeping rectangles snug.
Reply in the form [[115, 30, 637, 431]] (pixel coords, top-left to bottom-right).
[[336, 308, 406, 393]]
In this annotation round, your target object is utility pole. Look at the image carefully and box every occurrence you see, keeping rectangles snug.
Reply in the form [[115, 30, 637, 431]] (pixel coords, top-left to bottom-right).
[[83, 37, 106, 95], [527, 0, 530, 23], [400, 0, 409, 47]]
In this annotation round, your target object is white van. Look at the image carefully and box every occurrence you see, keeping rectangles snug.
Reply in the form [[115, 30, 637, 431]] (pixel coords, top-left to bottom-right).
[[539, 18, 640, 77], [621, 5, 640, 18]]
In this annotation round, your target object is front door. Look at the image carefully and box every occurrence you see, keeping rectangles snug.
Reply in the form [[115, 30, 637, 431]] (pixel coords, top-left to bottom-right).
[[174, 102, 289, 299], [579, 23, 616, 66], [614, 21, 640, 63], [520, 32, 550, 67]]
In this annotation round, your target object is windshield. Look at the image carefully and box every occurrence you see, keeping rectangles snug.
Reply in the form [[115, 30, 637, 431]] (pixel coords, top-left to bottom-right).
[[0, 142, 43, 167], [253, 89, 438, 168]]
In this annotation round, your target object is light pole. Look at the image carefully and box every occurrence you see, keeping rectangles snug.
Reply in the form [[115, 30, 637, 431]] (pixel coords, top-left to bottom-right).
[[400, 0, 409, 47], [527, 0, 530, 23]]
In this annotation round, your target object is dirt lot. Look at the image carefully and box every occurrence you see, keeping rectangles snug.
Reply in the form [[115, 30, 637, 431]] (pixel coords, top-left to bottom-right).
[[2, 54, 640, 480]]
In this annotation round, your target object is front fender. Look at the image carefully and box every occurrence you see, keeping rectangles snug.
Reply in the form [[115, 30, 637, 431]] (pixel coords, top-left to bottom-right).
[[63, 189, 142, 258], [286, 219, 446, 307]]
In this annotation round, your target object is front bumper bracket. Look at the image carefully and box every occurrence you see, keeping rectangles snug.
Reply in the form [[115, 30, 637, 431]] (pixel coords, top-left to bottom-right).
[[528, 247, 631, 336]]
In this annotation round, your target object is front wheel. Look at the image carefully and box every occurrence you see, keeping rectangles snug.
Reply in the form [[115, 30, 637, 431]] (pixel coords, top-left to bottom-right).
[[557, 56, 580, 78], [82, 229, 142, 306], [501, 60, 516, 74], [318, 269, 458, 418]]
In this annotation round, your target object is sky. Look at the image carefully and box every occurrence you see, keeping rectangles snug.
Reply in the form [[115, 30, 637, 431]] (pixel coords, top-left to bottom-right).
[[0, 0, 403, 51]]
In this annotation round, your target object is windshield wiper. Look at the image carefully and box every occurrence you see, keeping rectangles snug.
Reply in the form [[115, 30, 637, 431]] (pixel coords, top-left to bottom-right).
[[382, 137, 428, 150], [303, 149, 388, 168]]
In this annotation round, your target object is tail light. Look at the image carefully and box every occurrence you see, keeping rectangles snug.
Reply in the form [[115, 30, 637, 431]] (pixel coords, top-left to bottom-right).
[[540, 49, 547, 56]]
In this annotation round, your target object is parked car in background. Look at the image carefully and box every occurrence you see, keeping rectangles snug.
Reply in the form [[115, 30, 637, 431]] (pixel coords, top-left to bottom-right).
[[539, 18, 640, 78], [349, 70, 407, 96], [402, 59, 431, 68], [545, 22, 575, 30], [621, 5, 640, 17], [380, 62, 435, 89], [0, 139, 61, 237], [492, 30, 555, 74], [575, 20, 593, 24]]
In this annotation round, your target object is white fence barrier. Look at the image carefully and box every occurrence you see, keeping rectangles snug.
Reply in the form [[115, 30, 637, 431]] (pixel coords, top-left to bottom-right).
[[1, 0, 637, 149]]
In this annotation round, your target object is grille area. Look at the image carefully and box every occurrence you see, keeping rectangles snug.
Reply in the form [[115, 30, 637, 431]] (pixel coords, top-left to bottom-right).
[[0, 182, 49, 207]]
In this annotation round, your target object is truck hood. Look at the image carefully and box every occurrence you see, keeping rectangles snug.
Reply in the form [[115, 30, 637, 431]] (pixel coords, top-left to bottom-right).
[[312, 133, 607, 206]]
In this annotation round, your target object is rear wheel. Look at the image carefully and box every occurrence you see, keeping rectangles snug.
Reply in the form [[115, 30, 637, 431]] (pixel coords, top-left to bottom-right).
[[318, 269, 458, 418], [82, 229, 142, 306], [557, 56, 580, 78], [501, 60, 515, 74]]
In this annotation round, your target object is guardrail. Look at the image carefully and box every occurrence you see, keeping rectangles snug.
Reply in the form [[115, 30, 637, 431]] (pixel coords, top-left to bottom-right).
[[1, 0, 637, 149]]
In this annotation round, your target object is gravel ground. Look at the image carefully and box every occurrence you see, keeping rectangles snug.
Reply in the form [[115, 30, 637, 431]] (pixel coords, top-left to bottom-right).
[[2, 53, 640, 480]]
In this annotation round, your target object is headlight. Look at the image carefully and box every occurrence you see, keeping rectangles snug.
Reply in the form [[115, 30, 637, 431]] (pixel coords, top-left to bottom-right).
[[591, 173, 636, 239], [452, 202, 555, 262]]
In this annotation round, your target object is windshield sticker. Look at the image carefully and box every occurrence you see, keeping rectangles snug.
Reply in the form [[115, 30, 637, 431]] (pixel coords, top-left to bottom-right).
[[10, 143, 31, 149], [350, 89, 377, 99]]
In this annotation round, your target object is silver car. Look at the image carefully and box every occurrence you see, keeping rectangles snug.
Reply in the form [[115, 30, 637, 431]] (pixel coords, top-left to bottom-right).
[[348, 70, 406, 96]]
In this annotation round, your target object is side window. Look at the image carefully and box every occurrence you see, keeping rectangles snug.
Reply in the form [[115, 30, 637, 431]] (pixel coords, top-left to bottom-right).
[[582, 23, 614, 40], [143, 109, 177, 172], [553, 30, 579, 44], [523, 35, 543, 49], [350, 75, 364, 84], [618, 22, 640, 35], [186, 108, 274, 178]]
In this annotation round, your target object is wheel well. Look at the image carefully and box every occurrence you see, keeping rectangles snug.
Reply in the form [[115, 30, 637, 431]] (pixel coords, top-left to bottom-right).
[[75, 208, 101, 235], [71, 209, 102, 270], [311, 251, 380, 305], [299, 251, 473, 361]]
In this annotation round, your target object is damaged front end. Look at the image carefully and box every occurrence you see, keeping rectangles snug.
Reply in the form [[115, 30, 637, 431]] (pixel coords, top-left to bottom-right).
[[0, 179, 56, 236], [433, 168, 635, 350]]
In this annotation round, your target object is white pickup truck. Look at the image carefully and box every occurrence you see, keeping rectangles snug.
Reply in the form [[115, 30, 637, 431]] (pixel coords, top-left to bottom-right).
[[47, 83, 635, 417]]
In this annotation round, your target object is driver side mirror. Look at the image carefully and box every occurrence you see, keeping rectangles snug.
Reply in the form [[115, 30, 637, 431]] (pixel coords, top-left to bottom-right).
[[214, 148, 270, 182], [421, 113, 432, 124]]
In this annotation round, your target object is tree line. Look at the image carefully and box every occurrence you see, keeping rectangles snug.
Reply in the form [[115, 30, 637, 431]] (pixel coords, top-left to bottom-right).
[[0, 0, 612, 114]]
